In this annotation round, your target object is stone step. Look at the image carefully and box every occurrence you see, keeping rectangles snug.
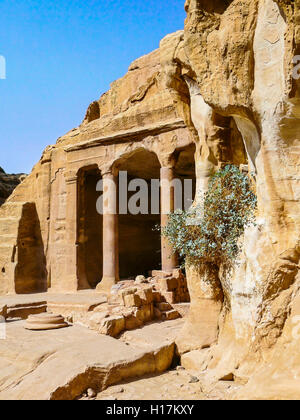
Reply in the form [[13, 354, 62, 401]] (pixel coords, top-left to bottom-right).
[[6, 302, 47, 320]]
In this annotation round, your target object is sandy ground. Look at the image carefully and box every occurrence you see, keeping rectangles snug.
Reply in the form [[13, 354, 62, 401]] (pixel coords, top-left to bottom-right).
[[94, 368, 243, 401]]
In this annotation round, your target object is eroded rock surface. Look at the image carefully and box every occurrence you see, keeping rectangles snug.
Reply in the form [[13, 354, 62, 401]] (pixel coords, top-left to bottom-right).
[[173, 0, 300, 400], [0, 320, 179, 400]]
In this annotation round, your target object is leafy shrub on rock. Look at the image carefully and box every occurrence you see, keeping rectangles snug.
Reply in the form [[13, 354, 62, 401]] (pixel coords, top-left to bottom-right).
[[162, 165, 257, 267]]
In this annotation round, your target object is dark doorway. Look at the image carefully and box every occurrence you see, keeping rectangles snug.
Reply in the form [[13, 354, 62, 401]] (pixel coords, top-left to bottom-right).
[[116, 149, 161, 279], [77, 166, 103, 289]]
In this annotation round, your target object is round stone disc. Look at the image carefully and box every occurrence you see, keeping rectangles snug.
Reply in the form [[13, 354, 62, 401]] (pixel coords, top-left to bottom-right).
[[25, 313, 69, 331]]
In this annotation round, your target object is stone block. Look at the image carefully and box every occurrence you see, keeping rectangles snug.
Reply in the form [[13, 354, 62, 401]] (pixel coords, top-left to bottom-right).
[[124, 314, 143, 330], [162, 291, 176, 304], [120, 287, 138, 299], [152, 290, 162, 303], [180, 349, 213, 372], [135, 304, 153, 323], [124, 293, 142, 308], [134, 307, 145, 323], [143, 304, 153, 322], [88, 311, 110, 331], [154, 307, 162, 320], [152, 270, 172, 278], [161, 309, 181, 321], [158, 277, 178, 291], [157, 302, 172, 311], [136, 287, 153, 304], [99, 315, 125, 337]]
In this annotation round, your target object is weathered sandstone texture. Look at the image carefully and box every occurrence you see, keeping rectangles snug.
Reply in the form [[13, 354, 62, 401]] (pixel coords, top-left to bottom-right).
[[0, 0, 300, 400], [0, 319, 180, 400], [174, 0, 300, 400]]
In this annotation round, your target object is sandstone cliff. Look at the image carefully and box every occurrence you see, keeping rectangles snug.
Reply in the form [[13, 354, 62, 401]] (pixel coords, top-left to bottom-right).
[[173, 0, 300, 400]]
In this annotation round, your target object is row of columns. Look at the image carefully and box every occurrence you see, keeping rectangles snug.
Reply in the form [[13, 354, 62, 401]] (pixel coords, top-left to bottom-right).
[[65, 166, 179, 292]]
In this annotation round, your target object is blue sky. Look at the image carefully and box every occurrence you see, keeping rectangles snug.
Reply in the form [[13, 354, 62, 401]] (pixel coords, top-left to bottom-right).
[[0, 0, 186, 174]]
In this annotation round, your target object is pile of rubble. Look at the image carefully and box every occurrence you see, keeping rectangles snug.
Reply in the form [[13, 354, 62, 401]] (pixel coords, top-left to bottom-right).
[[72, 269, 190, 338]]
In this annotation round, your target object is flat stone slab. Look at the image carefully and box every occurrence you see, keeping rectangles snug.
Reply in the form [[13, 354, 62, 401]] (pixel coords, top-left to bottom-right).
[[0, 291, 108, 319], [0, 319, 176, 400], [0, 291, 107, 308]]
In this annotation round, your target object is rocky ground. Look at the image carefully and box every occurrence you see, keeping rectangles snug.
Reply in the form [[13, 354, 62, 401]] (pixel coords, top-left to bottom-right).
[[0, 314, 185, 400], [95, 368, 243, 401], [0, 295, 244, 401]]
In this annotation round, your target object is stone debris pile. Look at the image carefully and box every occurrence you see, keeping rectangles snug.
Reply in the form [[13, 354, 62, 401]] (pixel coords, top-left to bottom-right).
[[69, 270, 189, 338]]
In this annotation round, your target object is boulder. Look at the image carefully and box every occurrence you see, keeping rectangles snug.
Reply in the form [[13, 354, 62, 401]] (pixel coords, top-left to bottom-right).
[[99, 315, 125, 338]]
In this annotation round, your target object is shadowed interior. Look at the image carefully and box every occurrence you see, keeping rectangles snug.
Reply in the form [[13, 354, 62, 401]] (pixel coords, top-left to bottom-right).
[[15, 203, 47, 294], [116, 149, 162, 279], [77, 166, 103, 289]]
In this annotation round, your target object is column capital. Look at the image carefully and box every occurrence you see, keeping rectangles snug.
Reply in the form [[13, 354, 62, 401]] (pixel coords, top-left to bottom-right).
[[100, 167, 119, 178]]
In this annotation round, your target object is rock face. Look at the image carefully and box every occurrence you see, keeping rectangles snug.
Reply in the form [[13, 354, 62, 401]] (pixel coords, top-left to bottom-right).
[[0, 167, 25, 206], [174, 0, 300, 400], [0, 0, 299, 400]]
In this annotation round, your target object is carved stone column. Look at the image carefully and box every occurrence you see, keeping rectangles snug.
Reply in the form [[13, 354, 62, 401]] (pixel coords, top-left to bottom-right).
[[97, 170, 119, 292], [160, 166, 178, 272], [63, 171, 79, 291]]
